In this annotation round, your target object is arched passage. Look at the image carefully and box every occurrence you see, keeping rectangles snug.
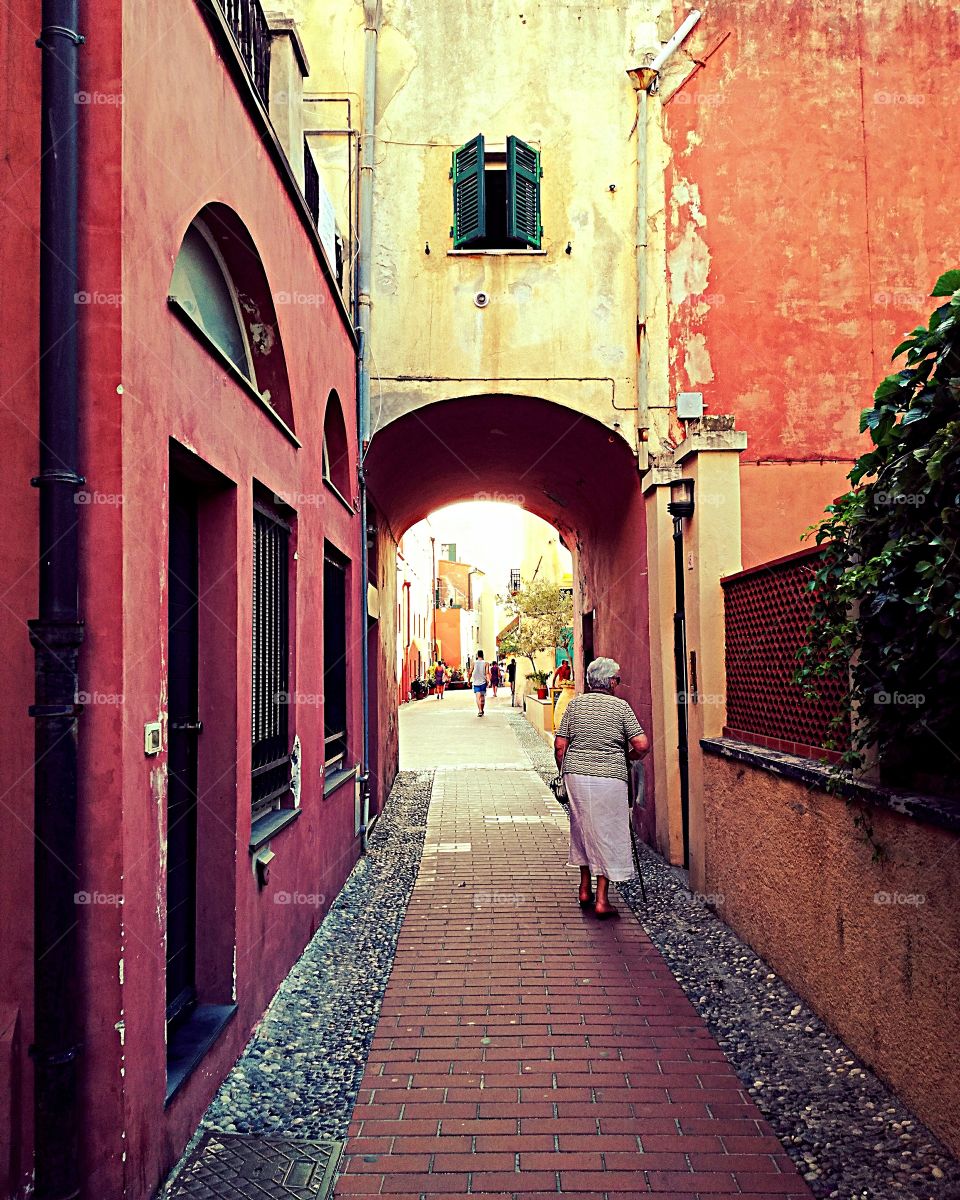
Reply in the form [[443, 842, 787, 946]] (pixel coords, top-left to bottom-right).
[[363, 393, 656, 843]]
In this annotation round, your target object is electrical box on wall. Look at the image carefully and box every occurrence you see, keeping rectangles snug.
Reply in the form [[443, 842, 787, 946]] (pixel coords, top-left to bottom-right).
[[677, 391, 704, 420], [144, 722, 162, 755]]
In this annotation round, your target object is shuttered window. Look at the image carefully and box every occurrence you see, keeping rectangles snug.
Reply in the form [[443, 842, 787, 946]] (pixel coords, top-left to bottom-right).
[[451, 134, 542, 250], [451, 134, 486, 248], [506, 136, 542, 248], [252, 502, 291, 819]]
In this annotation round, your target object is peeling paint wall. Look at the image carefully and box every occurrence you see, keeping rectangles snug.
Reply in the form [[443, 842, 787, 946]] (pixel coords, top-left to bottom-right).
[[300, 0, 672, 448], [660, 0, 960, 567]]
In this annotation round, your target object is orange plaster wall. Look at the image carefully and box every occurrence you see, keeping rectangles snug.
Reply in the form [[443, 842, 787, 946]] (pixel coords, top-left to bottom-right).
[[435, 607, 464, 668], [702, 754, 960, 1155], [738, 461, 852, 569], [664, 1, 960, 568]]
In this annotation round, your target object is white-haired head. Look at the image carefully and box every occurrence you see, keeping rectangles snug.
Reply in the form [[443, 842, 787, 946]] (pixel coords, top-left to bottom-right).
[[586, 657, 620, 691]]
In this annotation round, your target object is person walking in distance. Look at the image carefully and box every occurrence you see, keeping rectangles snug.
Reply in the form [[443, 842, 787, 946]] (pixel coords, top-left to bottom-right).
[[489, 657, 501, 699], [507, 657, 517, 706], [553, 657, 649, 917], [434, 660, 447, 700], [472, 650, 489, 717]]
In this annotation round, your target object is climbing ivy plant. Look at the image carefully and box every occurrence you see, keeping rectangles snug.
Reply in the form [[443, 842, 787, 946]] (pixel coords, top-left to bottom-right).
[[796, 270, 960, 795]]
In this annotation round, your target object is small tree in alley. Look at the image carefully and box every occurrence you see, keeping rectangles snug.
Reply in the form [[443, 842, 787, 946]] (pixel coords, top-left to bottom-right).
[[500, 579, 574, 683]]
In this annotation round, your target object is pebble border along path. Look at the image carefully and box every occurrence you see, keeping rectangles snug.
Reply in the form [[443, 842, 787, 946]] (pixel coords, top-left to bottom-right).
[[160, 769, 436, 1196], [508, 706, 960, 1200]]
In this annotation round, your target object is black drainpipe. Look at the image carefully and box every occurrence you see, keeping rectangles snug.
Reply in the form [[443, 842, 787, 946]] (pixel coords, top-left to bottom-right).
[[31, 4, 85, 1198], [671, 515, 690, 867], [667, 480, 694, 870]]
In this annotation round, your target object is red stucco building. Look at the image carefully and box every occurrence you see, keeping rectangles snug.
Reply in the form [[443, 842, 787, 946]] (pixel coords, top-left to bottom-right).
[[1, 3, 369, 1196]]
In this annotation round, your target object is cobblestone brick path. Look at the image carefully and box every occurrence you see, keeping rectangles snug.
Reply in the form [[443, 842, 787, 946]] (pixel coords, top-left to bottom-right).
[[337, 690, 815, 1199]]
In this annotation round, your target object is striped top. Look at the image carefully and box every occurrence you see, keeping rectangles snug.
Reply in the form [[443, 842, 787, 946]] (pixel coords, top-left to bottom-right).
[[555, 692, 644, 783]]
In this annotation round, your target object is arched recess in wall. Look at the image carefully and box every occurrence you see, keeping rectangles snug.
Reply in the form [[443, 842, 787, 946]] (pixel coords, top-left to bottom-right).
[[168, 202, 295, 431], [322, 389, 352, 500]]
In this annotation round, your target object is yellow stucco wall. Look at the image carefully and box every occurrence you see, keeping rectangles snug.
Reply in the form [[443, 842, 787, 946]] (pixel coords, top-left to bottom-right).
[[298, 0, 680, 453]]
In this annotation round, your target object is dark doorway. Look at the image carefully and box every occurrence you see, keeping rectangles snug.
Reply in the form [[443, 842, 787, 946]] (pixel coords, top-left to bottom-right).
[[323, 548, 348, 770], [167, 475, 201, 1030], [582, 609, 595, 671]]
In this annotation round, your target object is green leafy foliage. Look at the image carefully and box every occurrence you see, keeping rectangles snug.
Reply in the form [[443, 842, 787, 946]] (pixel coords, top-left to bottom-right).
[[795, 274, 960, 796], [500, 579, 574, 678]]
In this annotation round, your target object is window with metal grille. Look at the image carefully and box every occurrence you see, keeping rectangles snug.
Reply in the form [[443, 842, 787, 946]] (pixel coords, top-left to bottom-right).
[[509, 568, 521, 593], [252, 502, 291, 818], [323, 545, 349, 770], [450, 135, 542, 250]]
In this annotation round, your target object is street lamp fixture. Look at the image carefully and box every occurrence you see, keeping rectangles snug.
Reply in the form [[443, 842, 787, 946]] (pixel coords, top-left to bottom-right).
[[667, 477, 695, 520]]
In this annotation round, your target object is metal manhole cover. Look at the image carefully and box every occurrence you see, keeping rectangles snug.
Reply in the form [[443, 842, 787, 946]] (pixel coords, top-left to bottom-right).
[[166, 1132, 344, 1199]]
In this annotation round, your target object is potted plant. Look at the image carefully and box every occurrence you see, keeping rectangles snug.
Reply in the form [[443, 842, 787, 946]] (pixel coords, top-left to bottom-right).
[[527, 670, 550, 700]]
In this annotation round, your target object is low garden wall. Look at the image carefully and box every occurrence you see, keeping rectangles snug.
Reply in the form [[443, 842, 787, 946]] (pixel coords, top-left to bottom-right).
[[524, 695, 554, 744], [701, 738, 960, 1156]]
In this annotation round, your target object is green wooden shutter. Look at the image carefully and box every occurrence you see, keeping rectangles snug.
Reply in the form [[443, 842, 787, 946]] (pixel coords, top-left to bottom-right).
[[506, 135, 542, 249], [451, 134, 486, 247]]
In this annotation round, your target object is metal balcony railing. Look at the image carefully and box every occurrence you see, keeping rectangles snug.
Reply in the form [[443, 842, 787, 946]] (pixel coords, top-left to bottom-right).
[[218, 0, 271, 107]]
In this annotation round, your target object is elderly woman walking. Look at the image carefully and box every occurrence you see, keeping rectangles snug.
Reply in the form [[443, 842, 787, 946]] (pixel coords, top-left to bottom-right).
[[554, 657, 649, 918]]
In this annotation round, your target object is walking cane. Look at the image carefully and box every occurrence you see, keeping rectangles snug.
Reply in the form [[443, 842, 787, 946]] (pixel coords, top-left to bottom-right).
[[627, 757, 648, 905]]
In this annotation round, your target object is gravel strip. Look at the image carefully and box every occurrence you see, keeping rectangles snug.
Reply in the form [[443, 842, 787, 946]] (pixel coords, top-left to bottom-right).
[[161, 768, 433, 1190], [507, 706, 960, 1200]]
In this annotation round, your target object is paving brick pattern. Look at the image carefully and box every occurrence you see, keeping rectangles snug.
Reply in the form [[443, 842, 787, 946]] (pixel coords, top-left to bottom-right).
[[338, 693, 814, 1199]]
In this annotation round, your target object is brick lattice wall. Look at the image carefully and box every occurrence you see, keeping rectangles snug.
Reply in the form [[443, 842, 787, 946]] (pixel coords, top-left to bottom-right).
[[722, 547, 849, 761]]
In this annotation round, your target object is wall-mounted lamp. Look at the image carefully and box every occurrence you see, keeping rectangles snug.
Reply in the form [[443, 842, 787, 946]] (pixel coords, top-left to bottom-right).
[[667, 477, 695, 520], [627, 9, 702, 94], [626, 63, 658, 92]]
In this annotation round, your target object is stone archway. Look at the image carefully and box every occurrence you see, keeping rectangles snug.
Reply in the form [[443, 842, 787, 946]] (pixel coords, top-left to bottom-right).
[[363, 393, 656, 845]]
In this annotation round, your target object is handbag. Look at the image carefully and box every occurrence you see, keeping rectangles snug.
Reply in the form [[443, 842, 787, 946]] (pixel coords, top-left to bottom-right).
[[549, 773, 568, 805]]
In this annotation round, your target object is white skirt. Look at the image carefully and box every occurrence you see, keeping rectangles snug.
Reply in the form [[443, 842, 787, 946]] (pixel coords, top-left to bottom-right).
[[565, 773, 634, 882]]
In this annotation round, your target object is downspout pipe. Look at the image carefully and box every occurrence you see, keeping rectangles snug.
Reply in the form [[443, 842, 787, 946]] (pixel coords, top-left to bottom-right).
[[31, 3, 86, 1197], [670, 510, 691, 867], [357, 0, 381, 852], [628, 9, 701, 424]]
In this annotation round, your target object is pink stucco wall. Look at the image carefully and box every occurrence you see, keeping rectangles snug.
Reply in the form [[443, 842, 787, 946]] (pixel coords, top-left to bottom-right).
[[0, 0, 363, 1194]]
